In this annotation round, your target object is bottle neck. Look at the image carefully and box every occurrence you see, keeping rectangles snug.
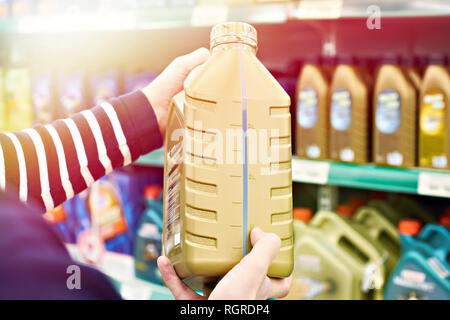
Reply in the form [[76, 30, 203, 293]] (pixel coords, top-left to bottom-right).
[[211, 42, 256, 55]]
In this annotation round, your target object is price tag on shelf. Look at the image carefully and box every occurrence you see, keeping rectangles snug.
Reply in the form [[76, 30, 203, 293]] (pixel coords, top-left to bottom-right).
[[292, 159, 330, 185], [418, 172, 450, 198], [191, 5, 228, 27]]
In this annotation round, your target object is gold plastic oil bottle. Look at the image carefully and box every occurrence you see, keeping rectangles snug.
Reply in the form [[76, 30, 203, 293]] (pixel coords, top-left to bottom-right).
[[295, 55, 330, 160], [402, 55, 422, 90], [373, 54, 417, 168], [419, 54, 450, 170], [162, 22, 293, 285], [329, 55, 371, 163]]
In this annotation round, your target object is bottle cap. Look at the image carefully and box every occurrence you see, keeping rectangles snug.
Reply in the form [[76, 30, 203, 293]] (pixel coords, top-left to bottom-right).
[[398, 219, 422, 236], [439, 214, 450, 228], [337, 204, 356, 218], [444, 207, 450, 217], [293, 207, 313, 223], [144, 185, 162, 200], [210, 22, 257, 51], [439, 206, 450, 226], [348, 197, 367, 208]]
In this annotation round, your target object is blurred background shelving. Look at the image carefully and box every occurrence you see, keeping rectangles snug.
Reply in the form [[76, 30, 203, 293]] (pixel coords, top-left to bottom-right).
[[1, 0, 450, 34]]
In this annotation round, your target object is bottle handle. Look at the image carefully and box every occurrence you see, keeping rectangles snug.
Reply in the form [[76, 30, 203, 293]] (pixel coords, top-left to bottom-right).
[[355, 207, 399, 249], [418, 224, 450, 261], [310, 211, 382, 264]]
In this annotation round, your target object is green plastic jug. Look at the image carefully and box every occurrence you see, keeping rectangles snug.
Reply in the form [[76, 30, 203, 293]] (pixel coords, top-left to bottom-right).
[[366, 199, 404, 225], [286, 211, 386, 300], [353, 206, 401, 278]]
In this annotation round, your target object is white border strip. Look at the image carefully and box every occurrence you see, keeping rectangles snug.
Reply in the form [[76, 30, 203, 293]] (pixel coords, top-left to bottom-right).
[[5, 133, 27, 202], [23, 129, 54, 211], [81, 110, 113, 174], [100, 102, 132, 166], [63, 118, 95, 187], [45, 125, 75, 200]]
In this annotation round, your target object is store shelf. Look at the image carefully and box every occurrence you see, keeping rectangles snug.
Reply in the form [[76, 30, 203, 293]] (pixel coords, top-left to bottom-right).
[[292, 157, 450, 198], [135, 147, 165, 167], [65, 244, 173, 300], [1, 1, 450, 34], [134, 149, 450, 198]]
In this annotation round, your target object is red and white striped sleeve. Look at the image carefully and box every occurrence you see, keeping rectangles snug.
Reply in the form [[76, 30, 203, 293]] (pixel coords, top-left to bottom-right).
[[0, 90, 163, 213]]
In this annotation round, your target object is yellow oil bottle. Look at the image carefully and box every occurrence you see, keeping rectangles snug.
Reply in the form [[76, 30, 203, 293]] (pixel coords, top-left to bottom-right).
[[419, 54, 450, 170]]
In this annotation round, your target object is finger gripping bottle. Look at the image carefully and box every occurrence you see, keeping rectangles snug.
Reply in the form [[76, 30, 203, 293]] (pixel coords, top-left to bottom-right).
[[162, 22, 293, 286]]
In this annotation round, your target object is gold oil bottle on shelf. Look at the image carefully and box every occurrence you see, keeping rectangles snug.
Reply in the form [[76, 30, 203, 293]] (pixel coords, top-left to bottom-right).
[[329, 55, 371, 164], [295, 55, 330, 160], [162, 22, 293, 286], [373, 54, 417, 168], [402, 55, 422, 90], [419, 54, 450, 170]]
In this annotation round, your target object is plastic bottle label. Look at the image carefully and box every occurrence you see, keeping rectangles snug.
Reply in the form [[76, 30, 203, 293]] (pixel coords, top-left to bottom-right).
[[420, 90, 447, 168], [297, 87, 318, 129], [340, 148, 354, 162], [386, 151, 403, 166], [387, 263, 450, 300], [164, 140, 183, 254], [331, 89, 352, 131], [306, 145, 321, 158], [421, 92, 446, 134], [297, 254, 322, 272], [376, 89, 401, 134]]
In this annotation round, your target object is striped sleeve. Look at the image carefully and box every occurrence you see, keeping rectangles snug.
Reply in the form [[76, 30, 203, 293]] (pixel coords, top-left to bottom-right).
[[0, 90, 163, 213]]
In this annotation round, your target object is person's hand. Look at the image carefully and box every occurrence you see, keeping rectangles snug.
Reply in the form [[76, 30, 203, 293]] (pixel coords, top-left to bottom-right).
[[157, 228, 292, 300], [141, 48, 210, 138]]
